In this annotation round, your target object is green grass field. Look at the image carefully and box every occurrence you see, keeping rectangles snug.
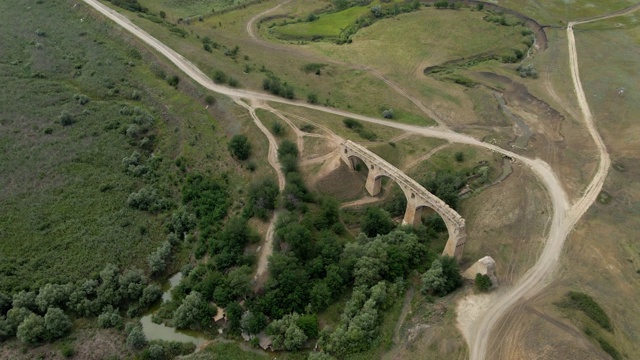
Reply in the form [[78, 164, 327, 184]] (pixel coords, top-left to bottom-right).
[[497, 0, 638, 24], [143, 0, 258, 19], [271, 3, 374, 40], [0, 0, 265, 293]]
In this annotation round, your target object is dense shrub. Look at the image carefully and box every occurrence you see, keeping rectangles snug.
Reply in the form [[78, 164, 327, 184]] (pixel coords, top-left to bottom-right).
[[263, 76, 295, 99], [182, 174, 229, 229], [421, 256, 462, 296], [173, 291, 215, 330], [517, 64, 538, 78], [565, 291, 612, 331], [228, 134, 251, 160], [475, 273, 492, 292], [247, 178, 280, 220]]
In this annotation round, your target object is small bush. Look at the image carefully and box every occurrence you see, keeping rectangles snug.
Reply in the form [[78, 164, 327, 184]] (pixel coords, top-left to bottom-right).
[[73, 93, 90, 105], [213, 70, 227, 84], [455, 151, 464, 162], [517, 64, 538, 79], [59, 112, 75, 126], [382, 108, 394, 119], [271, 122, 285, 136], [302, 63, 326, 74], [166, 75, 179, 88], [300, 124, 315, 133], [475, 273, 492, 292], [60, 344, 75, 358], [307, 93, 318, 104], [205, 95, 215, 105], [343, 118, 362, 129]]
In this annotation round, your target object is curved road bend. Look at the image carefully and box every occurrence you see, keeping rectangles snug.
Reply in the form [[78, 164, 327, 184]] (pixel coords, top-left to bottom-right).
[[81, 1, 611, 359]]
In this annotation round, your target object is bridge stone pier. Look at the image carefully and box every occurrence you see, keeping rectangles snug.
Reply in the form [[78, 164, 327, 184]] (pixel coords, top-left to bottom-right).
[[340, 140, 467, 260]]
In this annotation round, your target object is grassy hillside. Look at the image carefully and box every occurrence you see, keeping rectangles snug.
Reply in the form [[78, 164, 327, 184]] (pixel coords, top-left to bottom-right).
[[0, 0, 249, 293]]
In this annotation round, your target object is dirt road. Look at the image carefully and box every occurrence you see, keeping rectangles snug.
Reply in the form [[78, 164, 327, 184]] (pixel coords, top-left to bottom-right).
[[81, 1, 612, 359], [466, 13, 616, 360]]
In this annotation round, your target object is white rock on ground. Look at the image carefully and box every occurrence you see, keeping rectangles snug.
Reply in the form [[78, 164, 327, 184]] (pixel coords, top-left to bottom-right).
[[462, 256, 498, 288]]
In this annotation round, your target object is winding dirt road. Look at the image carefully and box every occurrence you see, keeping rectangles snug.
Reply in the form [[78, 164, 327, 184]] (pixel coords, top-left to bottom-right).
[[81, 1, 615, 359]]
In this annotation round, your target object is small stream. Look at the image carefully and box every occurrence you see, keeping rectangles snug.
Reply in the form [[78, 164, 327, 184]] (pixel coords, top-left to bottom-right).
[[140, 272, 209, 346], [493, 91, 532, 149]]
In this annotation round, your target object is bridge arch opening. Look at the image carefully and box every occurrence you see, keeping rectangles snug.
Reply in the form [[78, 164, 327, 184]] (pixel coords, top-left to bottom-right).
[[340, 141, 467, 260]]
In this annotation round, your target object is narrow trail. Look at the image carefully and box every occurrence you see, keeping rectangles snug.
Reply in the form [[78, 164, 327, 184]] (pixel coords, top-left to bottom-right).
[[80, 1, 618, 359], [340, 196, 381, 209], [403, 143, 450, 171], [233, 99, 285, 285]]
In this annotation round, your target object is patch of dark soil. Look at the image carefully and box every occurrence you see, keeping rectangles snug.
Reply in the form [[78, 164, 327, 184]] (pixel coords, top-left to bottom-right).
[[314, 162, 366, 201]]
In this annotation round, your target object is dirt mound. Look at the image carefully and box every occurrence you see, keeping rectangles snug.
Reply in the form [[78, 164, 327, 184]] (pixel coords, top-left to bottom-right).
[[314, 162, 366, 201]]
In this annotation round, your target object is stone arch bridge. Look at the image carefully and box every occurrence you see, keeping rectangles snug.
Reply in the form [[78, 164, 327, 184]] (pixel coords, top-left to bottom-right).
[[340, 140, 467, 260]]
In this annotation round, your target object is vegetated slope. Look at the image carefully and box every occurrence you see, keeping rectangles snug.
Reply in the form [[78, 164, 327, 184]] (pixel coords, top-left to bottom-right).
[[0, 0, 223, 292]]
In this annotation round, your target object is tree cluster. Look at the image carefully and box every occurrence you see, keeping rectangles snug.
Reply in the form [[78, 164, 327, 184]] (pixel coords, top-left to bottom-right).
[[420, 256, 462, 296], [263, 75, 295, 99], [0, 264, 162, 344]]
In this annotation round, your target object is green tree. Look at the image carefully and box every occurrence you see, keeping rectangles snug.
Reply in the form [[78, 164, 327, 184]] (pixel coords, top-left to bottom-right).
[[0, 292, 11, 315], [248, 178, 280, 220], [297, 313, 319, 338], [12, 290, 37, 311], [228, 134, 251, 160], [226, 266, 253, 301], [440, 255, 463, 294], [149, 344, 164, 359], [278, 140, 299, 159], [421, 259, 446, 295], [240, 310, 267, 335], [173, 291, 214, 330], [361, 207, 395, 238], [98, 307, 123, 329], [226, 302, 243, 334], [139, 284, 162, 308], [421, 256, 462, 296], [475, 273, 492, 292], [310, 281, 331, 312], [6, 307, 33, 336], [126, 326, 147, 349], [0, 316, 12, 340], [44, 307, 72, 340], [16, 313, 46, 344], [267, 313, 308, 351]]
